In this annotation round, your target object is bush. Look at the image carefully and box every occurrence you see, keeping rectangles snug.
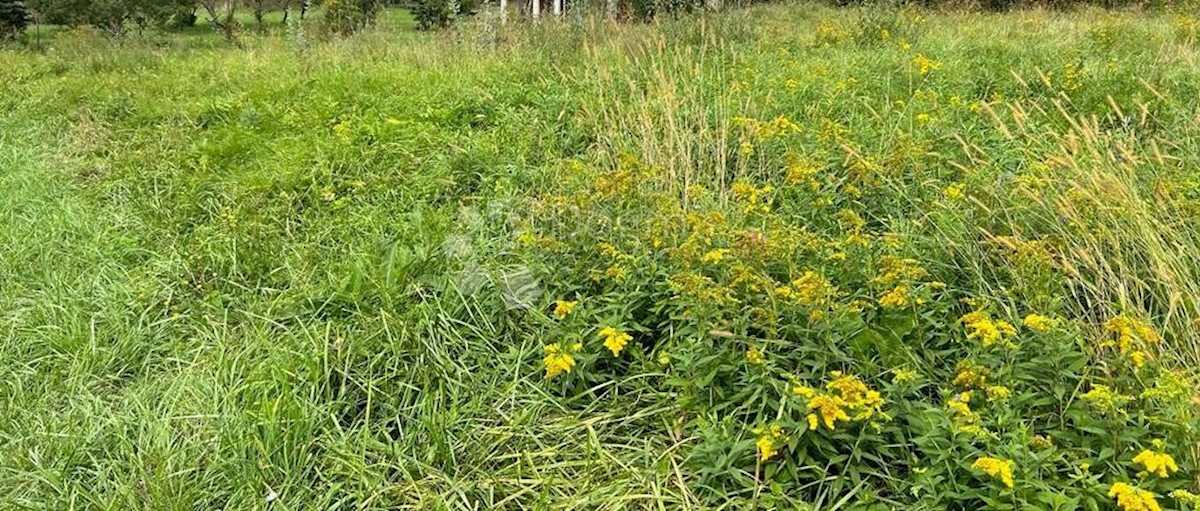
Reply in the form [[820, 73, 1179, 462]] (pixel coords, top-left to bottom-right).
[[322, 0, 382, 35], [0, 0, 28, 38], [412, 0, 455, 30], [170, 6, 196, 27]]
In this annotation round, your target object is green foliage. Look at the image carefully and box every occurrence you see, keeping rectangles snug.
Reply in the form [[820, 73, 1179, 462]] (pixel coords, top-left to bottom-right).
[[2, 3, 1200, 509], [23, 0, 193, 33], [322, 0, 382, 34], [412, 0, 455, 30], [0, 0, 27, 38]]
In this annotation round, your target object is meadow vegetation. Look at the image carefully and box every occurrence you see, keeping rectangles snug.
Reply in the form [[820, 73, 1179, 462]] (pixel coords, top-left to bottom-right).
[[3, 2, 1200, 509]]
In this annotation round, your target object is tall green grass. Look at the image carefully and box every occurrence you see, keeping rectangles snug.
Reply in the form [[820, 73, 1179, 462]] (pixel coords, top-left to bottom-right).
[[2, 3, 1200, 508]]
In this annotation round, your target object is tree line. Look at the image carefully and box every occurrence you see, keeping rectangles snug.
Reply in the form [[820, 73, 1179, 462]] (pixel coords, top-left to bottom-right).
[[0, 0, 387, 39]]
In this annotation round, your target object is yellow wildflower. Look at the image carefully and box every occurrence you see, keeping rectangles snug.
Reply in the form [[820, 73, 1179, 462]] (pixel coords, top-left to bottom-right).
[[962, 311, 1017, 347], [807, 394, 851, 429], [753, 424, 786, 461], [826, 372, 885, 421], [701, 249, 730, 264], [543, 343, 579, 379], [552, 300, 578, 319], [1022, 314, 1054, 332], [892, 368, 918, 384], [953, 361, 989, 388], [879, 285, 910, 308], [746, 345, 765, 365], [598, 326, 632, 357], [985, 385, 1012, 401], [957, 423, 993, 439], [791, 271, 836, 305], [792, 385, 817, 398], [1109, 482, 1162, 511], [1081, 384, 1130, 414], [1105, 315, 1160, 355], [912, 53, 941, 76], [947, 391, 977, 422], [1130, 350, 1149, 368], [1169, 490, 1200, 509], [972, 457, 1015, 488], [944, 183, 965, 200], [1133, 449, 1179, 479]]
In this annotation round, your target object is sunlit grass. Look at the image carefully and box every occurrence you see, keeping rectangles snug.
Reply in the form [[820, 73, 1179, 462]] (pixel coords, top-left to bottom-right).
[[2, 3, 1200, 508]]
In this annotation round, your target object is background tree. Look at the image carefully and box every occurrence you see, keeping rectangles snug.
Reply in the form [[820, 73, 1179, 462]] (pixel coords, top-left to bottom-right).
[[0, 0, 28, 39], [199, 0, 239, 40], [322, 0, 381, 35], [23, 0, 192, 34]]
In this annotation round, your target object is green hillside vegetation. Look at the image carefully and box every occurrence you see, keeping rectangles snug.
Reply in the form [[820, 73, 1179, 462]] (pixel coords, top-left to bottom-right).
[[3, 3, 1200, 509]]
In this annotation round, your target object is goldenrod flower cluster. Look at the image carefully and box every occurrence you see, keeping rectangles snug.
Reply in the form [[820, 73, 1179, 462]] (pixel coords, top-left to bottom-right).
[[543, 342, 581, 379], [1132, 448, 1179, 479], [912, 53, 941, 75], [552, 299, 578, 319], [1022, 313, 1055, 332], [796, 372, 885, 431], [1109, 483, 1162, 511], [1104, 315, 1160, 368], [598, 326, 632, 357], [971, 456, 1015, 488], [961, 311, 1017, 347], [753, 424, 787, 461], [1080, 384, 1130, 414]]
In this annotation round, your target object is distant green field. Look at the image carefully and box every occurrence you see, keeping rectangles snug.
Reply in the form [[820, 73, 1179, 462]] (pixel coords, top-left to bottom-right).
[[3, 4, 1200, 509]]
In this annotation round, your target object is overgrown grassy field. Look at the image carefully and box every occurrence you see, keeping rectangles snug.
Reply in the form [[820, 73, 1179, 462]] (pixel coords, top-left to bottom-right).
[[3, 4, 1200, 509]]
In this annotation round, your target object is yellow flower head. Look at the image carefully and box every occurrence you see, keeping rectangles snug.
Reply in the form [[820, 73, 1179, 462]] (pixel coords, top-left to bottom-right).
[[1133, 449, 1179, 479], [944, 183, 965, 200], [807, 394, 851, 430], [792, 384, 817, 398], [543, 343, 578, 379], [746, 345, 765, 365], [598, 326, 632, 357], [1169, 489, 1200, 509], [972, 456, 1015, 488], [1081, 384, 1130, 414], [962, 311, 1018, 347], [1105, 315, 1161, 355], [878, 285, 910, 308], [953, 361, 989, 388], [701, 249, 731, 265], [947, 391, 977, 422], [1109, 482, 1162, 511], [985, 385, 1012, 401], [912, 53, 941, 76], [752, 424, 786, 461], [1022, 314, 1055, 332], [791, 271, 836, 306], [826, 372, 885, 421], [552, 300, 578, 319], [891, 368, 918, 384]]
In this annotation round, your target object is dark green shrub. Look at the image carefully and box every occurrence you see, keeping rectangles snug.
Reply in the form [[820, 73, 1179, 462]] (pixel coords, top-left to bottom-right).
[[412, 0, 454, 30], [322, 0, 382, 35], [0, 0, 28, 38], [171, 6, 196, 27], [630, 0, 702, 21]]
